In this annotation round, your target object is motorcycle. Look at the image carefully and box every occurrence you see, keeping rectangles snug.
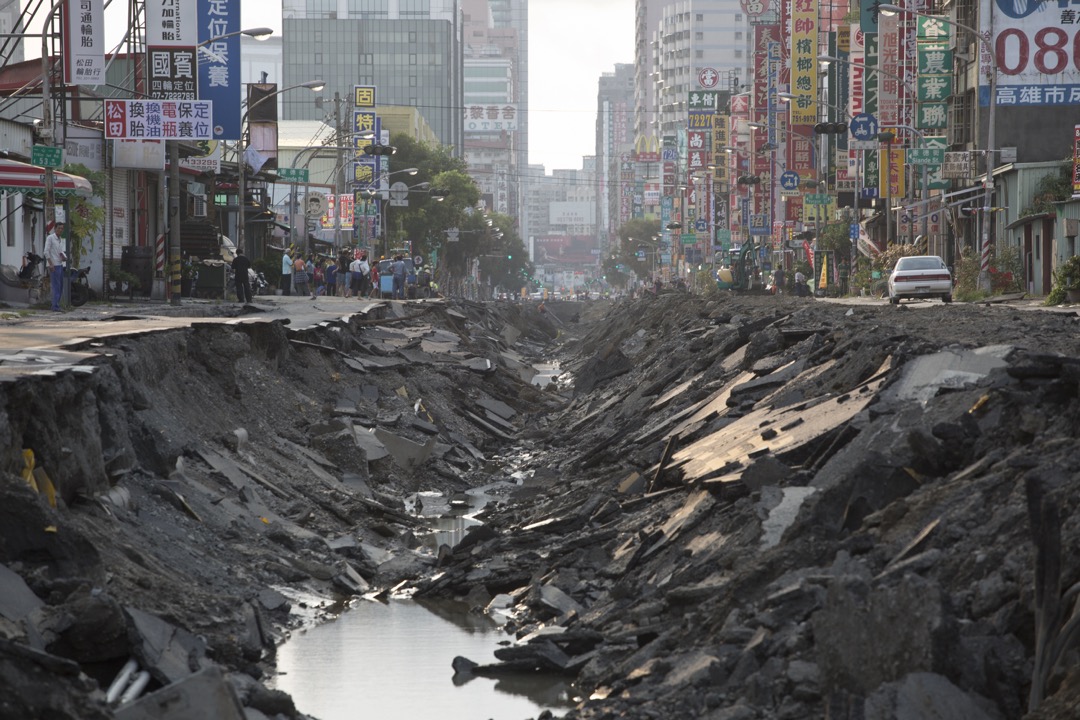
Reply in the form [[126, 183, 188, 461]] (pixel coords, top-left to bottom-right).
[[18, 251, 46, 282], [226, 267, 267, 301], [0, 252, 48, 303]]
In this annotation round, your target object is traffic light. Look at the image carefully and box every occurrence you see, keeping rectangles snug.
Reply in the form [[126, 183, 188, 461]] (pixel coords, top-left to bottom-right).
[[362, 144, 397, 156], [814, 122, 848, 135], [737, 175, 761, 185], [507, 254, 513, 260]]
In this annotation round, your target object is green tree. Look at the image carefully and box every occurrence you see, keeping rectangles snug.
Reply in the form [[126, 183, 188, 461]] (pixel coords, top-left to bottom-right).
[[614, 218, 662, 280], [384, 134, 476, 258], [63, 163, 105, 268]]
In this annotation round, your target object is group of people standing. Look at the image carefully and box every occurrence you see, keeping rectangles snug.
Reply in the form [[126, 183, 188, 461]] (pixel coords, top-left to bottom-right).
[[335, 248, 377, 298], [232, 245, 438, 304]]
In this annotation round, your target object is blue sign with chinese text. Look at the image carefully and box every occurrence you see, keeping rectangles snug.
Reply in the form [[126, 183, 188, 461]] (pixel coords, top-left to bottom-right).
[[198, 0, 241, 141]]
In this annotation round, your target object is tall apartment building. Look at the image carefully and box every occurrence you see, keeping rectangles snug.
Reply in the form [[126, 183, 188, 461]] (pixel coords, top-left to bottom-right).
[[596, 64, 636, 252], [461, 0, 527, 221], [651, 0, 751, 137], [280, 0, 464, 154]]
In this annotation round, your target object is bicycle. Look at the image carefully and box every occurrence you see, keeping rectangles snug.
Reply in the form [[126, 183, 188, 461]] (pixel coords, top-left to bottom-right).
[[68, 263, 92, 307]]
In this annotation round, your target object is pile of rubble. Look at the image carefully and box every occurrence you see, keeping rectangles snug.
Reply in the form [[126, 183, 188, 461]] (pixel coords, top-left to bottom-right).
[[420, 293, 1080, 720], [2, 292, 1080, 719]]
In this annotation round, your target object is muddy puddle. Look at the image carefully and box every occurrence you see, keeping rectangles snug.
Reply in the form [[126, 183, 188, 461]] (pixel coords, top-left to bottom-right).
[[271, 597, 576, 719], [273, 465, 575, 718]]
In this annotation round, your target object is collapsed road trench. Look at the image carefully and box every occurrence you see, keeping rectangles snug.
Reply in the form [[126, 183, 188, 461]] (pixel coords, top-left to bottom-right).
[[4, 293, 1080, 719]]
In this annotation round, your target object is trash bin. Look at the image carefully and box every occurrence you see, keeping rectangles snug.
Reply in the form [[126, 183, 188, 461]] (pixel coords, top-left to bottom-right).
[[121, 246, 153, 296]]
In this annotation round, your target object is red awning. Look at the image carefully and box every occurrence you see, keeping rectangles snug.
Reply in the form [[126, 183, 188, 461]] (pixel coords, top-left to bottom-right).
[[0, 158, 93, 198]]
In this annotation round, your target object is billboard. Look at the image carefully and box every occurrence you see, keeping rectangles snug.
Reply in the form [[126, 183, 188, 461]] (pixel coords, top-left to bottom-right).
[[549, 202, 595, 226], [103, 100, 213, 139], [982, 0, 1080, 106], [464, 104, 519, 133]]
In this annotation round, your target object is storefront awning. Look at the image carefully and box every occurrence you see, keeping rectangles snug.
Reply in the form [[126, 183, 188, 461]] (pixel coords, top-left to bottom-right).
[[0, 158, 93, 198]]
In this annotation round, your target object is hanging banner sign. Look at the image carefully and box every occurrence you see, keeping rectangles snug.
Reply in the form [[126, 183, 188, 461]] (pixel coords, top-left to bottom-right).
[[63, 0, 105, 85], [197, 0, 241, 141]]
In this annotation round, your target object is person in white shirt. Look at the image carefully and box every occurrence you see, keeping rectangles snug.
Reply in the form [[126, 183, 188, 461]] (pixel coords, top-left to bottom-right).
[[44, 221, 66, 312], [280, 249, 292, 296], [357, 254, 371, 297], [349, 255, 363, 298]]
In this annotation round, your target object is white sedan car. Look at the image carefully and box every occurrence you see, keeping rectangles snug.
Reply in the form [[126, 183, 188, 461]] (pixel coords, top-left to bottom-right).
[[888, 255, 953, 304]]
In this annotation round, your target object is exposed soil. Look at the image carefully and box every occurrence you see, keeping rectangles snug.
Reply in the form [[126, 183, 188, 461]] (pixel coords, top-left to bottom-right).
[[2, 293, 1080, 719]]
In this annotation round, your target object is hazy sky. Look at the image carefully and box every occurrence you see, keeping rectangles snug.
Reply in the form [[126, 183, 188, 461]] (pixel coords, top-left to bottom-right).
[[237, 0, 635, 172]]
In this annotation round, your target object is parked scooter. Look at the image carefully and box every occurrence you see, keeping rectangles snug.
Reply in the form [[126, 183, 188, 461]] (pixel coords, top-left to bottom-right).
[[226, 267, 267, 300], [0, 251, 48, 302], [18, 251, 46, 282], [68, 262, 92, 307]]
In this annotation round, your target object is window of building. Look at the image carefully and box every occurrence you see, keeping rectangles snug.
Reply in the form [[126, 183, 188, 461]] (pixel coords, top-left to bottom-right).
[[410, 76, 417, 87], [735, 13, 743, 21], [410, 53, 417, 65], [735, 31, 743, 39], [314, 52, 322, 65], [695, 31, 703, 40], [696, 50, 704, 59], [734, 49, 743, 58], [696, 13, 703, 20], [409, 31, 416, 43]]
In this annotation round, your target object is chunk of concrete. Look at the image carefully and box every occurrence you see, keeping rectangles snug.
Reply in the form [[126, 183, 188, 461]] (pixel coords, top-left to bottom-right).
[[113, 665, 245, 720], [124, 607, 208, 684], [812, 574, 951, 696], [354, 428, 390, 462], [0, 562, 44, 622], [477, 396, 516, 420], [373, 429, 437, 470], [864, 672, 999, 720], [759, 486, 818, 550], [539, 584, 584, 617]]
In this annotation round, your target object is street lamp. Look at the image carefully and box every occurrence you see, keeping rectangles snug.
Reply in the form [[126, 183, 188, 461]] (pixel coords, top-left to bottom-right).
[[876, 5, 998, 289], [237, 80, 325, 255]]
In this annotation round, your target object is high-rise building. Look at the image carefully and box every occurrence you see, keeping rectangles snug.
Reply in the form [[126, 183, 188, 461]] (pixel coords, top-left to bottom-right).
[[281, 0, 464, 154], [649, 0, 751, 137], [461, 0, 527, 221], [596, 64, 636, 253]]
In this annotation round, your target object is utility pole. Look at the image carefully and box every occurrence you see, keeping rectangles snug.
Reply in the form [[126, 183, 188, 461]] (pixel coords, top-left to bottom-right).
[[334, 91, 343, 251]]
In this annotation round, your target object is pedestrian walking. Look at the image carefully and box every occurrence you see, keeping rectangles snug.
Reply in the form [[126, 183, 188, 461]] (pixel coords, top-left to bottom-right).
[[232, 250, 253, 303], [773, 268, 785, 295]]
